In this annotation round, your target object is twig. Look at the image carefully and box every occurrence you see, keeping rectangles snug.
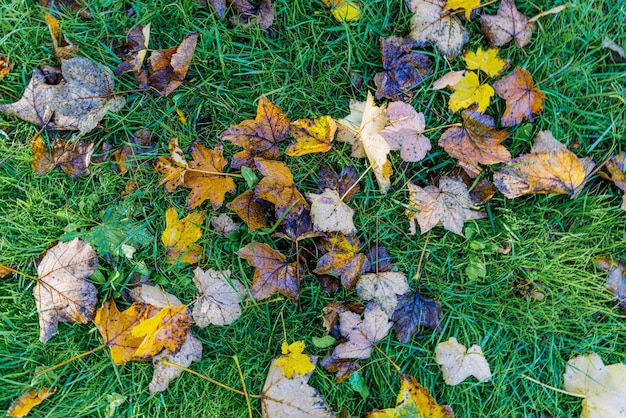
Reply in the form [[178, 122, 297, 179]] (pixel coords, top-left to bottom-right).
[[521, 374, 586, 398], [233, 355, 253, 418], [374, 345, 400, 371], [35, 344, 106, 376]]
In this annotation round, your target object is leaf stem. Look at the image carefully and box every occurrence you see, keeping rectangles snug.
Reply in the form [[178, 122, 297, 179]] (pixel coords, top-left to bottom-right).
[[35, 344, 106, 376], [374, 345, 400, 372], [421, 123, 462, 134], [341, 162, 373, 201], [1, 265, 37, 281], [185, 167, 243, 178], [162, 360, 253, 396], [414, 233, 431, 283], [521, 374, 586, 398], [233, 355, 253, 418]]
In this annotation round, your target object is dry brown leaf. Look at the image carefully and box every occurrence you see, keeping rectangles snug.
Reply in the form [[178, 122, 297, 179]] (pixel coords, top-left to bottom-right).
[[7, 388, 57, 418], [599, 152, 626, 210], [314, 233, 366, 290], [286, 116, 336, 156], [393, 291, 442, 343], [112, 129, 154, 174], [227, 190, 269, 231], [493, 67, 546, 127], [320, 355, 361, 383], [356, 272, 410, 317], [210, 213, 240, 237], [380, 101, 431, 162], [31, 134, 95, 178], [322, 301, 365, 339], [149, 332, 202, 394], [317, 165, 360, 202], [332, 303, 392, 359], [129, 284, 183, 308], [131, 304, 192, 361], [184, 143, 236, 210], [307, 189, 357, 235], [254, 158, 309, 222], [435, 337, 492, 385], [594, 255, 626, 311], [45, 13, 78, 60], [116, 24, 151, 76], [155, 137, 188, 193], [192, 267, 246, 327], [161, 207, 205, 264], [480, 0, 536, 48]]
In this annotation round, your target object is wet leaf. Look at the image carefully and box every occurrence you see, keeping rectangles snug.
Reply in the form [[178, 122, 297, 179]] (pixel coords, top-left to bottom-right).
[[112, 129, 155, 174], [308, 189, 357, 235], [480, 0, 536, 48], [274, 341, 315, 379], [443, 0, 480, 20], [286, 116, 336, 156], [161, 207, 205, 264], [323, 0, 361, 22], [31, 135, 94, 177], [392, 290, 442, 343], [184, 143, 236, 210], [274, 209, 321, 243], [149, 332, 202, 393], [599, 153, 626, 210], [363, 245, 392, 274], [463, 47, 508, 77], [321, 355, 361, 383], [380, 101, 431, 162], [7, 388, 57, 418], [45, 13, 78, 60], [227, 190, 269, 231], [449, 71, 494, 113], [317, 165, 360, 202], [314, 233, 366, 290], [155, 137, 189, 193], [493, 67, 546, 126], [331, 303, 392, 360], [254, 158, 309, 222], [356, 272, 410, 317], [435, 337, 492, 385], [594, 255, 626, 311], [131, 304, 192, 361], [192, 267, 246, 327], [115, 24, 151, 76]]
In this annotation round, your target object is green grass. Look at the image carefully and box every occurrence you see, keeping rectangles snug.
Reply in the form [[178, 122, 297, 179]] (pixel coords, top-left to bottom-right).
[[1, 0, 625, 417]]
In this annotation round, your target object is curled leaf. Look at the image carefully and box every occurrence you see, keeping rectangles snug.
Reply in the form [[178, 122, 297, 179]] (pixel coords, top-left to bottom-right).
[[116, 24, 151, 76]]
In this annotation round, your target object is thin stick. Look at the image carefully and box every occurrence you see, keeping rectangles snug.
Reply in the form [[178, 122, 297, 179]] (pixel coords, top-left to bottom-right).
[[162, 360, 254, 397], [521, 374, 586, 398], [375, 217, 379, 274], [341, 162, 374, 201], [243, 296, 284, 309], [421, 123, 462, 134], [185, 168, 243, 178], [374, 345, 400, 371], [414, 233, 431, 282], [35, 344, 106, 376], [234, 355, 253, 418]]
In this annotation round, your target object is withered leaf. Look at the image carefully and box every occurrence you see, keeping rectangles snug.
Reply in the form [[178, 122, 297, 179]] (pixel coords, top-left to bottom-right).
[[236, 241, 301, 302], [594, 255, 626, 311], [321, 355, 361, 383], [45, 13, 78, 60], [34, 238, 98, 343], [0, 54, 10, 80], [432, 70, 465, 90], [161, 207, 205, 264], [0, 57, 125, 135], [392, 291, 442, 343], [470, 180, 497, 204], [480, 0, 536, 48], [307, 189, 357, 235], [435, 337, 492, 385], [219, 97, 290, 169], [155, 137, 188, 193], [228, 0, 274, 30], [227, 190, 269, 231], [130, 284, 183, 308], [192, 267, 246, 327], [493, 131, 595, 199], [116, 24, 151, 76], [493, 67, 546, 127], [286, 115, 336, 156], [599, 152, 626, 210], [602, 37, 626, 63], [438, 108, 511, 177], [149, 332, 202, 394], [314, 233, 366, 290], [211, 213, 240, 237], [332, 303, 392, 360], [322, 301, 365, 339], [363, 245, 392, 274], [374, 36, 432, 101], [380, 101, 431, 162], [39, 0, 92, 19], [208, 0, 227, 19], [31, 134, 95, 178], [112, 129, 155, 174], [131, 304, 193, 361], [273, 209, 321, 243], [7, 388, 57, 418], [184, 143, 236, 210], [356, 272, 410, 317], [255, 158, 309, 222], [317, 165, 360, 202]]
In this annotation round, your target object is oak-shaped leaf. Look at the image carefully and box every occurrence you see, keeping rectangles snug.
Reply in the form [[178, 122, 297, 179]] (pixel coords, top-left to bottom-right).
[[286, 115, 336, 156], [356, 272, 410, 317], [7, 388, 57, 418], [184, 143, 236, 210], [480, 0, 536, 48], [219, 97, 290, 169], [374, 36, 432, 101], [443, 0, 480, 20], [594, 255, 626, 311], [227, 190, 269, 231], [34, 238, 98, 343], [406, 0, 469, 59], [115, 24, 151, 76], [438, 108, 511, 177], [112, 129, 155, 175], [236, 241, 301, 302], [392, 290, 442, 343], [149, 332, 202, 393], [563, 352, 626, 418], [599, 153, 626, 210], [31, 134, 94, 177], [380, 101, 431, 162], [314, 233, 366, 290], [366, 372, 454, 417], [161, 207, 205, 264], [307, 189, 357, 235], [155, 137, 189, 193], [435, 337, 492, 385], [192, 267, 246, 327], [448, 71, 494, 113], [332, 303, 391, 360], [38, 0, 92, 19], [493, 131, 595, 199], [317, 165, 360, 202], [274, 341, 315, 379], [0, 57, 125, 135], [254, 158, 309, 222], [131, 304, 192, 360], [463, 47, 509, 78], [407, 176, 486, 235], [493, 67, 546, 126], [45, 13, 79, 60]]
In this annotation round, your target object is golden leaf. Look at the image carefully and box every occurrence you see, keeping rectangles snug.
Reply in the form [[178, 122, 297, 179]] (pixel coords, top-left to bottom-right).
[[161, 207, 205, 264], [274, 341, 316, 379]]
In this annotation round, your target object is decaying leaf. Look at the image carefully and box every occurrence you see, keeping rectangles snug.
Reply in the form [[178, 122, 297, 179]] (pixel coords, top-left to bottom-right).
[[366, 373, 454, 417], [594, 255, 626, 311], [323, 0, 361, 22], [435, 337, 492, 385], [374, 36, 432, 101], [254, 158, 309, 222], [211, 213, 240, 237], [599, 152, 626, 210], [7, 388, 57, 418], [406, 0, 469, 59], [443, 0, 480, 20], [161, 207, 205, 264], [392, 290, 442, 343], [130, 284, 183, 308], [322, 301, 365, 339], [227, 190, 269, 231], [219, 97, 290, 169], [380, 101, 431, 162], [286, 116, 336, 156], [314, 233, 367, 290], [0, 57, 125, 135], [448, 71, 494, 113], [407, 176, 486, 235], [317, 165, 360, 202], [432, 70, 465, 90], [321, 355, 361, 383], [34, 238, 98, 343], [356, 272, 410, 317], [112, 129, 155, 174], [192, 267, 246, 327], [237, 241, 301, 302], [0, 54, 10, 80], [116, 24, 151, 76], [480, 0, 536, 48], [149, 332, 202, 393], [438, 108, 511, 177], [155, 137, 189, 193], [332, 303, 392, 360], [563, 352, 626, 418], [39, 0, 92, 18], [470, 180, 497, 204], [45, 13, 78, 60], [184, 143, 236, 210], [31, 135, 95, 177], [307, 189, 357, 235], [602, 37, 626, 63], [463, 47, 508, 78], [131, 304, 192, 360], [493, 67, 546, 126], [274, 341, 316, 379], [493, 131, 595, 199]]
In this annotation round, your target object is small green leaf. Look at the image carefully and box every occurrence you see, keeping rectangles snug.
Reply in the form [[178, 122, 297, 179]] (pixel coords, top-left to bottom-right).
[[466, 255, 486, 280], [241, 166, 259, 188], [349, 371, 369, 400], [312, 335, 336, 348]]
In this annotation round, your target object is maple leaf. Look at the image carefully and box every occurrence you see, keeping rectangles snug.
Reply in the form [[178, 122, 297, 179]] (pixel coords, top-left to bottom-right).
[[0, 54, 10, 80], [136, 32, 197, 97], [374, 36, 432, 101], [254, 158, 309, 222], [131, 304, 192, 360], [0, 57, 125, 135], [115, 24, 151, 76], [322, 301, 365, 339], [314, 233, 366, 290], [45, 13, 78, 60], [6, 388, 57, 418], [366, 373, 454, 417], [155, 137, 189, 193], [380, 101, 431, 162], [322, 0, 361, 22], [493, 67, 546, 126], [443, 0, 480, 20], [219, 97, 290, 169], [438, 108, 511, 177], [480, 0, 536, 48], [227, 190, 269, 231], [594, 256, 626, 311], [332, 303, 392, 360], [236, 241, 301, 302], [493, 131, 595, 199], [307, 189, 357, 235], [463, 47, 508, 77], [38, 0, 92, 19], [321, 355, 361, 383], [161, 207, 205, 264], [130, 284, 184, 308], [563, 352, 626, 418], [211, 213, 240, 237], [435, 337, 492, 385], [34, 238, 98, 343], [192, 267, 246, 327], [432, 70, 465, 90], [274, 341, 316, 379], [599, 153, 626, 211], [356, 272, 410, 317], [149, 332, 202, 393], [285, 115, 336, 156], [317, 165, 360, 201], [31, 134, 94, 177], [392, 290, 442, 343], [470, 180, 497, 204], [184, 143, 236, 210], [112, 129, 155, 175], [407, 176, 486, 235], [449, 71, 494, 113], [406, 0, 469, 59]]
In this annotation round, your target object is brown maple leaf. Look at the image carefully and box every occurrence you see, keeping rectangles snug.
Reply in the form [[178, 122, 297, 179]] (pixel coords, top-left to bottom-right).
[[184, 143, 236, 210], [322, 301, 365, 339], [209, 0, 274, 29], [219, 97, 290, 169], [112, 129, 155, 175], [227, 190, 269, 231], [0, 54, 10, 80], [314, 233, 366, 290], [254, 158, 309, 222], [493, 67, 546, 126], [31, 134, 95, 178], [236, 241, 301, 302], [392, 291, 442, 343], [115, 24, 151, 76], [599, 152, 626, 210], [438, 108, 511, 177], [480, 0, 536, 48], [161, 207, 205, 264], [320, 355, 361, 383], [155, 137, 189, 193]]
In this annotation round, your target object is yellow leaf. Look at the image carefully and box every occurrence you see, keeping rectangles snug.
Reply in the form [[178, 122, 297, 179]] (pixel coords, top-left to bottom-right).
[[274, 341, 315, 379], [463, 47, 508, 77], [161, 207, 205, 264], [443, 0, 480, 20], [324, 0, 362, 22], [448, 71, 493, 113], [131, 304, 192, 360], [7, 388, 57, 418], [176, 108, 187, 124], [286, 116, 336, 156]]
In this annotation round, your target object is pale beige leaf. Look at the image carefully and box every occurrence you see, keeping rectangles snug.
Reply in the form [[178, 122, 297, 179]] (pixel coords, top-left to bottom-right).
[[149, 332, 203, 393], [130, 284, 182, 308], [192, 267, 246, 327], [432, 70, 465, 90], [334, 304, 392, 359], [356, 272, 410, 317], [307, 189, 357, 235], [210, 213, 240, 237], [435, 337, 492, 386]]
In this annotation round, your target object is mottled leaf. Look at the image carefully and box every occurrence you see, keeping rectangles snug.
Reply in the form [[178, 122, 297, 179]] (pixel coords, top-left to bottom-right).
[[493, 67, 546, 126], [480, 0, 536, 48], [392, 290, 442, 343], [161, 207, 205, 264]]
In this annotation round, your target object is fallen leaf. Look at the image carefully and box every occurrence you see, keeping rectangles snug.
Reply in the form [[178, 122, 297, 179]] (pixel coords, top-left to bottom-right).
[[236, 241, 301, 302], [184, 143, 236, 210], [7, 388, 57, 418], [317, 165, 360, 202], [261, 356, 334, 417], [443, 0, 480, 20], [161, 207, 205, 264], [407, 176, 486, 235], [0, 57, 125, 134], [131, 304, 192, 360], [314, 233, 366, 290], [307, 189, 357, 235], [227, 190, 269, 231], [129, 284, 183, 308], [0, 264, 12, 277], [192, 267, 246, 327], [210, 213, 240, 237], [45, 13, 78, 60], [449, 71, 494, 113], [136, 32, 197, 97], [406, 0, 469, 59], [275, 341, 316, 379], [321, 355, 361, 383], [115, 24, 151, 76], [356, 272, 410, 317], [230, 0, 274, 29], [274, 210, 321, 243], [602, 37, 626, 63], [34, 238, 98, 343], [493, 131, 595, 199], [435, 337, 492, 385], [563, 352, 626, 418], [363, 245, 392, 274], [323, 0, 361, 22], [380, 101, 431, 162], [254, 158, 309, 222], [149, 332, 202, 393], [463, 47, 508, 77], [322, 301, 365, 339], [599, 153, 626, 210], [112, 129, 155, 174], [219, 97, 290, 169], [0, 54, 10, 80], [366, 373, 454, 417], [438, 108, 511, 177], [594, 255, 626, 311], [286, 116, 336, 156], [480, 0, 536, 48], [208, 0, 227, 18], [38, 0, 92, 19], [432, 70, 465, 90], [31, 135, 94, 177], [392, 290, 442, 343], [470, 180, 497, 204], [332, 303, 392, 359], [155, 137, 189, 193], [493, 67, 546, 126], [374, 36, 432, 101]]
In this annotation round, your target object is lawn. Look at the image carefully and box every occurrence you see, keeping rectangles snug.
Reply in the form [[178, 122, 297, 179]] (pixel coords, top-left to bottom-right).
[[0, 0, 625, 417]]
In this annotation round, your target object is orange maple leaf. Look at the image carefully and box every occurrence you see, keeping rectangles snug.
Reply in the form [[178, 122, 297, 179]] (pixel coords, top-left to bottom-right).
[[184, 143, 236, 210], [254, 158, 309, 222], [493, 67, 546, 127], [227, 190, 269, 231], [155, 137, 188, 193]]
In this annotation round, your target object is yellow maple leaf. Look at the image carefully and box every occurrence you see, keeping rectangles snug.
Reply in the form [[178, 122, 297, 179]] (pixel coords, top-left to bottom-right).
[[448, 71, 494, 113], [131, 304, 191, 360], [443, 0, 481, 20], [274, 341, 315, 379], [285, 116, 336, 156], [464, 47, 508, 77], [7, 388, 57, 418], [323, 0, 361, 22], [161, 207, 205, 264]]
